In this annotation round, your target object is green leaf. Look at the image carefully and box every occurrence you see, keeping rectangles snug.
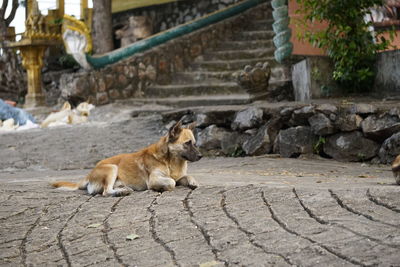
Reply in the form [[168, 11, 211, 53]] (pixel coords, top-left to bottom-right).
[[126, 234, 140, 241], [295, 0, 393, 93]]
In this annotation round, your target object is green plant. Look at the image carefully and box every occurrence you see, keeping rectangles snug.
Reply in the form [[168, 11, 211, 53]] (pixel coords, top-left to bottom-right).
[[357, 152, 366, 161], [230, 147, 246, 157], [313, 136, 326, 155], [296, 0, 395, 93], [58, 54, 79, 69]]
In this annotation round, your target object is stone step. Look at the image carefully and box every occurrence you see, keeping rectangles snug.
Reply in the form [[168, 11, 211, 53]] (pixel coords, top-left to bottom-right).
[[215, 39, 274, 50], [173, 71, 235, 83], [123, 94, 252, 109], [247, 19, 274, 31], [202, 48, 275, 61], [192, 57, 275, 71], [175, 65, 288, 83], [233, 30, 275, 41], [146, 82, 245, 97]]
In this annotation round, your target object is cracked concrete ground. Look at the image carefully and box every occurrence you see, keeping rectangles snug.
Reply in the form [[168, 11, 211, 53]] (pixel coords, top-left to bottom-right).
[[1, 106, 400, 266], [1, 156, 399, 267]]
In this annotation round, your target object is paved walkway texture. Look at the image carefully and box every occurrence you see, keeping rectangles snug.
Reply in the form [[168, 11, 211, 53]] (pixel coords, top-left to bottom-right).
[[1, 156, 399, 267], [1, 103, 400, 266]]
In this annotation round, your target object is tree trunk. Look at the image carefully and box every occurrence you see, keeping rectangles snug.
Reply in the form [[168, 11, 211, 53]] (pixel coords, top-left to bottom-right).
[[0, 0, 26, 103], [92, 0, 114, 54]]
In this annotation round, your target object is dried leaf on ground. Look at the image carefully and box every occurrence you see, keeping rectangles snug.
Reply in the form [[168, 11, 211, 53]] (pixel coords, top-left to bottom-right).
[[87, 223, 102, 228], [126, 234, 140, 241]]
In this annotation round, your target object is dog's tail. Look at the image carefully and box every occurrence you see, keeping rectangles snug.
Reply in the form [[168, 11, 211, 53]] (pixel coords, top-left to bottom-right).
[[51, 177, 88, 191]]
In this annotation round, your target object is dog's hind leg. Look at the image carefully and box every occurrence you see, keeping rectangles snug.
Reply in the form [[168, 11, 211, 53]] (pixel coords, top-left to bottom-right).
[[88, 164, 131, 197]]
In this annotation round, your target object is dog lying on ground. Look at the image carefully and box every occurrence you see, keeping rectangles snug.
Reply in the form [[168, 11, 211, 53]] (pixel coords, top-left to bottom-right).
[[41, 101, 95, 128], [51, 120, 202, 196], [392, 155, 400, 185]]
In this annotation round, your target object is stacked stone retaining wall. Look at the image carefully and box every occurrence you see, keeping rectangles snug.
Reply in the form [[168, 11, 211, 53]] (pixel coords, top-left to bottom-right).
[[162, 102, 400, 164], [113, 0, 243, 36]]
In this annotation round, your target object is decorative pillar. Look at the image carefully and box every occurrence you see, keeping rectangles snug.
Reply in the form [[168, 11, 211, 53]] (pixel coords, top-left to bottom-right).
[[81, 0, 88, 19], [20, 45, 47, 108], [57, 0, 65, 18], [26, 0, 34, 18], [5, 0, 62, 108]]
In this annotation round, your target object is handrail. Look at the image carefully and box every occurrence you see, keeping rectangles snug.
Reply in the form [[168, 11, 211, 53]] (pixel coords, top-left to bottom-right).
[[86, 0, 264, 69]]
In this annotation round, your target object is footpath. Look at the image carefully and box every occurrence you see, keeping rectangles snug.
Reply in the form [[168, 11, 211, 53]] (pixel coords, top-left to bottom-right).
[[0, 101, 399, 266]]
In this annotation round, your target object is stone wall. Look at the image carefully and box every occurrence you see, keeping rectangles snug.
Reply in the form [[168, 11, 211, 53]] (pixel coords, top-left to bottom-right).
[[113, 0, 242, 38], [59, 4, 264, 106], [162, 102, 400, 164]]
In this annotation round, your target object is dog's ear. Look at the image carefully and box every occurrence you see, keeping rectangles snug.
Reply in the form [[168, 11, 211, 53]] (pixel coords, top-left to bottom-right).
[[186, 122, 197, 131], [168, 120, 183, 143], [61, 102, 72, 111]]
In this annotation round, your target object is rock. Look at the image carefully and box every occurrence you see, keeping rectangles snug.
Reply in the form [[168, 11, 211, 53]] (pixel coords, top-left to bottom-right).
[[221, 132, 248, 156], [361, 114, 400, 142], [196, 125, 230, 150], [275, 126, 317, 158], [329, 113, 337, 121], [349, 103, 377, 116], [242, 119, 281, 156], [290, 105, 315, 126], [60, 72, 91, 103], [195, 110, 235, 128], [335, 114, 362, 132], [324, 131, 380, 162], [231, 107, 263, 131], [43, 69, 74, 106], [244, 128, 258, 135], [308, 113, 336, 136], [315, 104, 338, 115], [378, 132, 400, 164], [388, 107, 400, 118], [280, 107, 294, 119]]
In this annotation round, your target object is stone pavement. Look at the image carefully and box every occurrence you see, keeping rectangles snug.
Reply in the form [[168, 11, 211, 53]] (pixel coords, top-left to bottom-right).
[[1, 156, 400, 267]]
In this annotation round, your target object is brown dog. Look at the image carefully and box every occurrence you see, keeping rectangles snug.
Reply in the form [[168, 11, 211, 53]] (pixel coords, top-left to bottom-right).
[[51, 120, 202, 196], [392, 155, 400, 185]]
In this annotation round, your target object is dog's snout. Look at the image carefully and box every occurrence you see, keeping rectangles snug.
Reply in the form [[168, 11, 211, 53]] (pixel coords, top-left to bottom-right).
[[197, 153, 203, 160]]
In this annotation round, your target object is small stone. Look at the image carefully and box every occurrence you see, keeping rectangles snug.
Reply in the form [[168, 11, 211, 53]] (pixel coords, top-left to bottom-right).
[[336, 114, 362, 132], [275, 126, 317, 158], [349, 103, 377, 115], [280, 107, 294, 118], [315, 104, 338, 115], [96, 92, 109, 105], [378, 132, 400, 164], [324, 131, 380, 162], [196, 125, 230, 150], [308, 113, 336, 136], [361, 114, 400, 142], [231, 107, 263, 131], [221, 132, 247, 156], [291, 105, 315, 126], [242, 120, 280, 156], [109, 89, 120, 99]]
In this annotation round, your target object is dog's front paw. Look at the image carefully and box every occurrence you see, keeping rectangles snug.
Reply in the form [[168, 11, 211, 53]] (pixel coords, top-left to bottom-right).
[[177, 176, 199, 189], [187, 179, 199, 190], [188, 183, 198, 190]]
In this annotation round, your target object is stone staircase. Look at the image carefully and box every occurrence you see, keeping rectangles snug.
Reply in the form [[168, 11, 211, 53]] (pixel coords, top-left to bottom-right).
[[145, 3, 290, 107]]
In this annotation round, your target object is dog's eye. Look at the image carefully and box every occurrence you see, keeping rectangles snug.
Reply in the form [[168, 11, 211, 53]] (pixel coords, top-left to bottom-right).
[[185, 140, 192, 146]]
